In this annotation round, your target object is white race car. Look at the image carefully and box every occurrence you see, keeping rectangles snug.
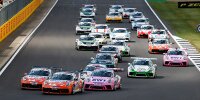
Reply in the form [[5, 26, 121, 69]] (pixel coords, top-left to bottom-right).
[[127, 57, 157, 78], [89, 32, 108, 46], [80, 8, 95, 18], [109, 5, 124, 14], [79, 18, 95, 25], [91, 24, 111, 37], [131, 18, 149, 30], [75, 35, 99, 50], [110, 40, 131, 56], [148, 29, 170, 41], [129, 11, 145, 22], [82, 4, 96, 12], [122, 8, 136, 18], [110, 28, 131, 41], [76, 22, 93, 35]]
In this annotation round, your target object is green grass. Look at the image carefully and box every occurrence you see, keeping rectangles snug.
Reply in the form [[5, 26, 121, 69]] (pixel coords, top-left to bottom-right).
[[148, 0, 200, 51]]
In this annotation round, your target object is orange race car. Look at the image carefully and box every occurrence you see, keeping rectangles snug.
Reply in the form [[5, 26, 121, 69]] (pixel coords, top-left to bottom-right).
[[21, 67, 52, 90], [148, 39, 171, 54], [42, 71, 84, 95]]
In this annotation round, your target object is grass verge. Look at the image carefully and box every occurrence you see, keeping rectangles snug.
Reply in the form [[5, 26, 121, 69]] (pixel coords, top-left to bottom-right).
[[148, 0, 200, 51]]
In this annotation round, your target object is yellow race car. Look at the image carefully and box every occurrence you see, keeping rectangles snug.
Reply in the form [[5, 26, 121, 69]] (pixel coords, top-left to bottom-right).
[[106, 12, 122, 23]]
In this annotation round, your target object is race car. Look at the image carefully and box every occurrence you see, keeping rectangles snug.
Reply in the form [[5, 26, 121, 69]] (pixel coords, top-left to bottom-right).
[[82, 4, 96, 12], [106, 12, 123, 23], [122, 8, 136, 18], [80, 8, 95, 18], [137, 24, 154, 38], [110, 40, 131, 56], [76, 22, 94, 35], [129, 11, 145, 22], [90, 53, 119, 71], [148, 39, 171, 54], [84, 69, 121, 90], [109, 5, 124, 14], [127, 57, 157, 78], [163, 48, 189, 67], [91, 24, 111, 38], [75, 35, 99, 50], [131, 18, 149, 30], [81, 64, 107, 79], [42, 71, 84, 95], [79, 18, 96, 25], [89, 32, 108, 47], [99, 45, 122, 62], [21, 67, 53, 90], [110, 28, 131, 41], [148, 29, 170, 41]]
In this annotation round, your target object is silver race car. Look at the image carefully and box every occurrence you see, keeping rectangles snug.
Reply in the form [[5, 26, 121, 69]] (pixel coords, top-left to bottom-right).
[[75, 35, 99, 50], [76, 22, 94, 35]]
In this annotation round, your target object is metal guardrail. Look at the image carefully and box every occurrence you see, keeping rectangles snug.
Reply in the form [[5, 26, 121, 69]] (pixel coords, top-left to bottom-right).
[[0, 0, 32, 26]]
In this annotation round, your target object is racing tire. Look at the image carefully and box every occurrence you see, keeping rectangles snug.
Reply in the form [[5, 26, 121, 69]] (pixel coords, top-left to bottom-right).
[[80, 83, 84, 93], [71, 85, 76, 95], [112, 84, 117, 91]]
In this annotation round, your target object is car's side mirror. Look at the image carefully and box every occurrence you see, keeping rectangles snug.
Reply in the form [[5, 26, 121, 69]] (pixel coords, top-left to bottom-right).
[[74, 77, 78, 81], [24, 73, 27, 76], [128, 63, 131, 66], [90, 57, 94, 60]]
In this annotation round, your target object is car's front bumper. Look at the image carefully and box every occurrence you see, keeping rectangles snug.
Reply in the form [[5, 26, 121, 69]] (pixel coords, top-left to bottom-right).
[[128, 71, 155, 78]]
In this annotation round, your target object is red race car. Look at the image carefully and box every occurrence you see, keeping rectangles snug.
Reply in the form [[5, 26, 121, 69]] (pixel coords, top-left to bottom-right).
[[148, 39, 171, 54], [42, 71, 84, 95], [21, 67, 52, 90], [137, 24, 154, 38]]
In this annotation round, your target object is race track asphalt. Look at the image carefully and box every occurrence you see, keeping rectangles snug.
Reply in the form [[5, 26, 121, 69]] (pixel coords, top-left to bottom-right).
[[0, 0, 200, 100]]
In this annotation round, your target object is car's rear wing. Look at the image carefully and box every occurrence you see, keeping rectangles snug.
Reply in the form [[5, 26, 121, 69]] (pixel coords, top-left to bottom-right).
[[131, 57, 157, 61]]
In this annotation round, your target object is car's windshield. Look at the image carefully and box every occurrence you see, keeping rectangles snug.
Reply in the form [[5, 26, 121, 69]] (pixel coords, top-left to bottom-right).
[[113, 42, 124, 46], [96, 26, 107, 29], [92, 70, 113, 77], [29, 70, 49, 76], [109, 13, 119, 16], [80, 19, 92, 23], [113, 29, 126, 33], [135, 19, 146, 23], [168, 50, 183, 55], [101, 47, 117, 51], [133, 60, 149, 65], [96, 54, 112, 60], [132, 13, 142, 17], [141, 26, 153, 30], [152, 40, 167, 44], [152, 31, 165, 34], [51, 74, 73, 80], [84, 5, 94, 9], [82, 9, 93, 12], [80, 36, 95, 41], [91, 34, 103, 38], [79, 23, 91, 26], [125, 9, 135, 12], [84, 66, 96, 71], [111, 6, 121, 9]]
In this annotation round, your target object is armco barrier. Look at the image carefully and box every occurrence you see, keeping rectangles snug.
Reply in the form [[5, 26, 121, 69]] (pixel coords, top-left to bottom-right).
[[0, 0, 44, 42]]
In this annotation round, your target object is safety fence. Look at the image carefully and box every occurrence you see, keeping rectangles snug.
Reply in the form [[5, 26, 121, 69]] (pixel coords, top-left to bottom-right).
[[0, 0, 44, 42]]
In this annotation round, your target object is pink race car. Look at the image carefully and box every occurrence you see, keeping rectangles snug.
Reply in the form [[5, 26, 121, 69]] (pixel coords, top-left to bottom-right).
[[163, 48, 189, 67], [84, 69, 121, 91], [137, 24, 154, 38]]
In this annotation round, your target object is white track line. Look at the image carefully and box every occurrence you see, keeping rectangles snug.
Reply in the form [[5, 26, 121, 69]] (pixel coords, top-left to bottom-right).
[[144, 0, 200, 71], [0, 0, 59, 76]]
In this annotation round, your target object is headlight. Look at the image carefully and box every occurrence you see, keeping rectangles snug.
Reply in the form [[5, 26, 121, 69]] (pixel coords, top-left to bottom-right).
[[86, 78, 90, 82], [22, 77, 28, 81], [183, 56, 188, 60], [44, 81, 49, 85], [108, 79, 111, 83], [66, 82, 70, 86]]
